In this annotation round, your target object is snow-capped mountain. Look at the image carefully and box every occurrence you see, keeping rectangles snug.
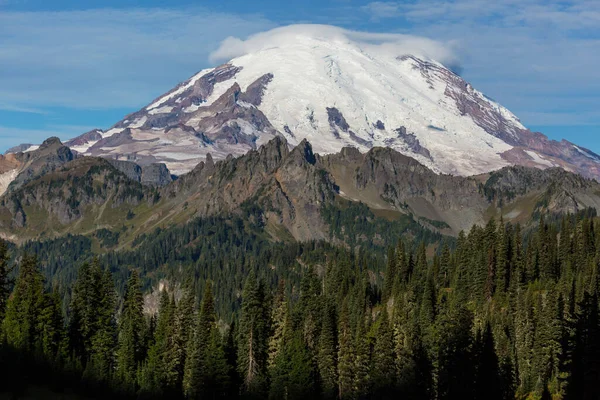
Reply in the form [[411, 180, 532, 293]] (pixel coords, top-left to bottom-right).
[[53, 25, 600, 178]]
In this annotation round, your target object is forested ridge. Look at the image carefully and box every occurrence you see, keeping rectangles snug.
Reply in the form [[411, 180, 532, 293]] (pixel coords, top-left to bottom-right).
[[1, 212, 600, 399]]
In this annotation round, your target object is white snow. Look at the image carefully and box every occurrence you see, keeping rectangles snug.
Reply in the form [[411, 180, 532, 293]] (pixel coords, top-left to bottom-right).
[[148, 106, 174, 115], [128, 116, 147, 128], [88, 26, 549, 177], [237, 100, 255, 109], [183, 104, 202, 113], [200, 29, 515, 176], [146, 67, 215, 110], [574, 145, 600, 161], [0, 168, 19, 197], [102, 127, 123, 139], [71, 140, 99, 154], [524, 150, 555, 167], [23, 145, 40, 153]]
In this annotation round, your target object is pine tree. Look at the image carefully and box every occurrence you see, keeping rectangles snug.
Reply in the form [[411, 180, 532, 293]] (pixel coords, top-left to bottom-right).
[[474, 322, 502, 400], [435, 305, 475, 400], [371, 308, 396, 399], [496, 218, 509, 294], [141, 289, 175, 396], [185, 281, 228, 398], [176, 281, 196, 384], [237, 273, 269, 398], [39, 289, 67, 362], [268, 280, 288, 371], [337, 302, 355, 400], [85, 266, 117, 382], [69, 258, 117, 374], [116, 270, 146, 392], [2, 254, 46, 351], [383, 246, 397, 301], [439, 244, 451, 289], [318, 301, 338, 400], [353, 320, 371, 399], [0, 240, 12, 323]]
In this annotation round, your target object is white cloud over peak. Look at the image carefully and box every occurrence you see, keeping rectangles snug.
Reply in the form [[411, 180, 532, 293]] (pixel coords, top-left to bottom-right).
[[210, 24, 459, 67], [210, 24, 460, 71]]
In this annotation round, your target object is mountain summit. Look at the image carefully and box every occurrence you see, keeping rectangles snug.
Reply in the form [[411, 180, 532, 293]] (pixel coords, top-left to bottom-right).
[[50, 25, 600, 178]]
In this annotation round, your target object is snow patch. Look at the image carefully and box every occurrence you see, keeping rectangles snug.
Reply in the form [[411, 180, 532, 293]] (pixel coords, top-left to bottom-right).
[[574, 145, 600, 161], [128, 116, 147, 128], [146, 67, 215, 110], [237, 100, 255, 109], [0, 168, 19, 196], [71, 140, 99, 154], [524, 150, 555, 167], [23, 145, 39, 153], [148, 106, 174, 115], [183, 104, 202, 113], [102, 127, 123, 139]]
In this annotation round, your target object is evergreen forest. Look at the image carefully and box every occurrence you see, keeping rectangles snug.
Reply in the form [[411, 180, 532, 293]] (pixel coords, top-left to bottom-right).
[[1, 212, 600, 399]]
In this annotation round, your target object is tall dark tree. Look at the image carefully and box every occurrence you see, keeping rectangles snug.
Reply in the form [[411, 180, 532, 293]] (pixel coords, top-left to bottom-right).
[[185, 281, 229, 398], [0, 240, 12, 323], [237, 273, 269, 398], [83, 266, 117, 382], [116, 270, 146, 391], [371, 308, 396, 399], [140, 289, 176, 396], [474, 322, 502, 400], [2, 254, 46, 351], [318, 301, 338, 400]]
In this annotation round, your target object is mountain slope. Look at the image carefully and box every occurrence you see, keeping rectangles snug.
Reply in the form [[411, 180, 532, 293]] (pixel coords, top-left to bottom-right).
[[2, 137, 600, 246], [0, 137, 76, 197], [56, 25, 600, 180]]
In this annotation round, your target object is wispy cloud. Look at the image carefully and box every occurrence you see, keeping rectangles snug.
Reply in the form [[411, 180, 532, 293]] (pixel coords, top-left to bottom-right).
[[210, 24, 459, 68], [0, 103, 48, 115], [0, 8, 274, 111]]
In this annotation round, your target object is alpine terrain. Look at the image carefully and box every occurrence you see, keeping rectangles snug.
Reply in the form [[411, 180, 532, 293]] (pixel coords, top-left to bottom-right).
[[2, 24, 600, 400], [13, 25, 593, 180]]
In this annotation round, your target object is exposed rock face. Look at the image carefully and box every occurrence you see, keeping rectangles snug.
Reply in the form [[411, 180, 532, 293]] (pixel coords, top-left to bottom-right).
[[107, 159, 173, 187], [389, 127, 432, 160], [164, 136, 334, 240], [319, 144, 600, 233], [71, 70, 279, 175], [107, 159, 143, 182], [141, 164, 173, 187], [3, 137, 600, 242], [0, 137, 76, 197], [327, 107, 350, 133], [0, 157, 147, 230], [47, 29, 598, 180]]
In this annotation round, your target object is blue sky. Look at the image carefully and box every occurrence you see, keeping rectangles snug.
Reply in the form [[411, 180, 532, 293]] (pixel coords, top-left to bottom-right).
[[1, 0, 599, 153]]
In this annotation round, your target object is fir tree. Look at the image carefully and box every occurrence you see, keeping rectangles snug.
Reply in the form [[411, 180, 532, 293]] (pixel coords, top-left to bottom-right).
[[371, 308, 396, 399], [237, 273, 269, 398], [2, 254, 46, 351], [474, 322, 502, 400], [185, 281, 229, 398], [317, 301, 338, 400], [268, 280, 288, 371], [337, 302, 355, 400], [116, 270, 146, 391], [141, 289, 175, 396], [0, 240, 12, 323]]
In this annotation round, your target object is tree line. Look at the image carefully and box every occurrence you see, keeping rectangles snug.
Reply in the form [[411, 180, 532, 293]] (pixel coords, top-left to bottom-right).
[[1, 212, 600, 399]]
